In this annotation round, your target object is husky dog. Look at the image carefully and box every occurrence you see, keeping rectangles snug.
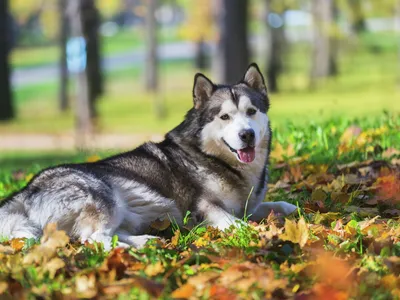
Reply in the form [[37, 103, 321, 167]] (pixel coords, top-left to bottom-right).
[[0, 63, 296, 249]]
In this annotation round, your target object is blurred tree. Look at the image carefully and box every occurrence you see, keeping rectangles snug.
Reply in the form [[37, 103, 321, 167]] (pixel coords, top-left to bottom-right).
[[145, 0, 158, 92], [179, 0, 214, 70], [81, 0, 104, 120], [97, 0, 122, 19], [145, 0, 165, 119], [348, 0, 366, 34], [0, 0, 14, 121], [59, 0, 69, 112], [310, 0, 339, 87], [67, 0, 93, 148], [265, 0, 286, 93], [216, 0, 249, 84]]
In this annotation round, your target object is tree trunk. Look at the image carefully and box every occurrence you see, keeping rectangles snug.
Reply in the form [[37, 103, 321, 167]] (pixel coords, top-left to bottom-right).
[[81, 0, 103, 119], [265, 0, 286, 93], [59, 0, 69, 112], [195, 38, 208, 70], [348, 0, 366, 34], [217, 0, 249, 84], [0, 0, 14, 121], [67, 0, 93, 149], [145, 0, 158, 91], [310, 0, 338, 86]]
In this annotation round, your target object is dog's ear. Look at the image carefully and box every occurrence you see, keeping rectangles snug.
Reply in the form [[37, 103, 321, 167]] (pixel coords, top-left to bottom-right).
[[242, 63, 267, 96], [193, 73, 214, 109]]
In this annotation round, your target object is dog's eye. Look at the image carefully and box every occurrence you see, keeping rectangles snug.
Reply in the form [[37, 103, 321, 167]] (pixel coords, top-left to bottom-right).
[[220, 114, 230, 120], [247, 108, 257, 116]]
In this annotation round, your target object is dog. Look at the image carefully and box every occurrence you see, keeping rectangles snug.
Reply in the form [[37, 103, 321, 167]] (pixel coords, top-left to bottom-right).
[[0, 63, 296, 249]]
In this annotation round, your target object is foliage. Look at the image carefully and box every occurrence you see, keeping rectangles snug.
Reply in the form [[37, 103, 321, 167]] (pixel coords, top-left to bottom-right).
[[0, 114, 399, 298]]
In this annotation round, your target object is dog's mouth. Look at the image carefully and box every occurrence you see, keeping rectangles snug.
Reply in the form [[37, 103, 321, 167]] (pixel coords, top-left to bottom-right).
[[222, 139, 255, 163]]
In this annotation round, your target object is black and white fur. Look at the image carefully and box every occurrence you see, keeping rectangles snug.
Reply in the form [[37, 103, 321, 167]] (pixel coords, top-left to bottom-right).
[[0, 64, 296, 249]]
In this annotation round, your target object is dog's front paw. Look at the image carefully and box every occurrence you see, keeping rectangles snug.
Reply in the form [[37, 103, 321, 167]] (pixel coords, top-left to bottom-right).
[[273, 201, 297, 216], [120, 234, 160, 249], [213, 216, 247, 231], [249, 201, 297, 222]]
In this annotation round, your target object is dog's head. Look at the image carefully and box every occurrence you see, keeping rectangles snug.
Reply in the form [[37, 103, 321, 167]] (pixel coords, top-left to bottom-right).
[[193, 63, 270, 164]]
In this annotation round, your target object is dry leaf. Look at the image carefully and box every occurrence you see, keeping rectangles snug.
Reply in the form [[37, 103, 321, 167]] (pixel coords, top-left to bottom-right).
[[75, 274, 97, 298], [10, 239, 25, 251], [171, 283, 195, 299], [280, 217, 308, 248], [150, 218, 171, 231], [144, 261, 165, 277], [43, 257, 65, 279]]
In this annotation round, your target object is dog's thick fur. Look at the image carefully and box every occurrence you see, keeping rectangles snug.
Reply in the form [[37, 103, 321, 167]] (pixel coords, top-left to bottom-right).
[[0, 63, 296, 249]]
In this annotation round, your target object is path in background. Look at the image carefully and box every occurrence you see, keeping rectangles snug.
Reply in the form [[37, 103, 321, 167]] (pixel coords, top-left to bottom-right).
[[0, 133, 164, 151], [12, 41, 195, 87]]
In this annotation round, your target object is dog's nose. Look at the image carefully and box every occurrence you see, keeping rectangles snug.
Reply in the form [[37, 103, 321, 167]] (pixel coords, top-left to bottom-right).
[[239, 129, 255, 144]]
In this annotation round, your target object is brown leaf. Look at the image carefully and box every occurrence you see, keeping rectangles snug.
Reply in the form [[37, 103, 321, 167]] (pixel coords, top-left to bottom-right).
[[0, 282, 7, 294], [331, 192, 350, 204], [150, 218, 171, 231], [344, 206, 379, 217], [106, 248, 128, 279], [382, 209, 400, 217], [43, 257, 65, 279], [0, 244, 15, 254], [23, 223, 69, 265], [144, 261, 165, 277]]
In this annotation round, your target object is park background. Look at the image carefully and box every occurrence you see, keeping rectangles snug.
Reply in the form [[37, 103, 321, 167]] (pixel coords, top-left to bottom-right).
[[0, 0, 398, 159]]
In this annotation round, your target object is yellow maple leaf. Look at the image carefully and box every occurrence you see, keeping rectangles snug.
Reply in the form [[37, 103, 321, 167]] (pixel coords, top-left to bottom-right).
[[280, 217, 309, 248]]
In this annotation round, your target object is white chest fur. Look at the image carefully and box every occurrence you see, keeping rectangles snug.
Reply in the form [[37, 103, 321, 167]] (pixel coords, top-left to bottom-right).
[[201, 144, 268, 217]]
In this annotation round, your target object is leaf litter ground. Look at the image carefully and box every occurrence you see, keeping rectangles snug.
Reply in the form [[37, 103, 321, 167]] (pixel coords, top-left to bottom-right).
[[0, 114, 399, 299]]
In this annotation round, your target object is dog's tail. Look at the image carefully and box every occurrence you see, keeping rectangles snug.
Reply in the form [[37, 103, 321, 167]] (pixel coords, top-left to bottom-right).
[[0, 191, 41, 240]]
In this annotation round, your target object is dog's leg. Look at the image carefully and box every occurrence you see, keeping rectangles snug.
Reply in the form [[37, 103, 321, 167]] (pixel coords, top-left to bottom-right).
[[249, 201, 297, 222]]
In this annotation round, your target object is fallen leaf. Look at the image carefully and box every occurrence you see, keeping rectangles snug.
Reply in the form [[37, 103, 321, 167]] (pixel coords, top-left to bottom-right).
[[144, 261, 165, 277], [280, 217, 308, 248], [75, 274, 97, 298], [382, 148, 400, 159], [311, 189, 328, 202], [43, 257, 65, 279], [331, 192, 350, 204], [0, 245, 15, 254], [0, 282, 7, 294], [171, 283, 195, 299], [23, 223, 69, 265], [150, 218, 171, 231], [10, 239, 25, 251], [171, 230, 180, 247], [344, 206, 379, 217]]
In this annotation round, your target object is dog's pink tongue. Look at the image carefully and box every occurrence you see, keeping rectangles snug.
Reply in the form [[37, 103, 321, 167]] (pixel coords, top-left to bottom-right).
[[237, 147, 255, 163]]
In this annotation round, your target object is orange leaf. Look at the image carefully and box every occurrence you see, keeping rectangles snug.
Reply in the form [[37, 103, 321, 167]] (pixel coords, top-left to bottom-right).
[[171, 283, 195, 299], [10, 239, 25, 251]]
